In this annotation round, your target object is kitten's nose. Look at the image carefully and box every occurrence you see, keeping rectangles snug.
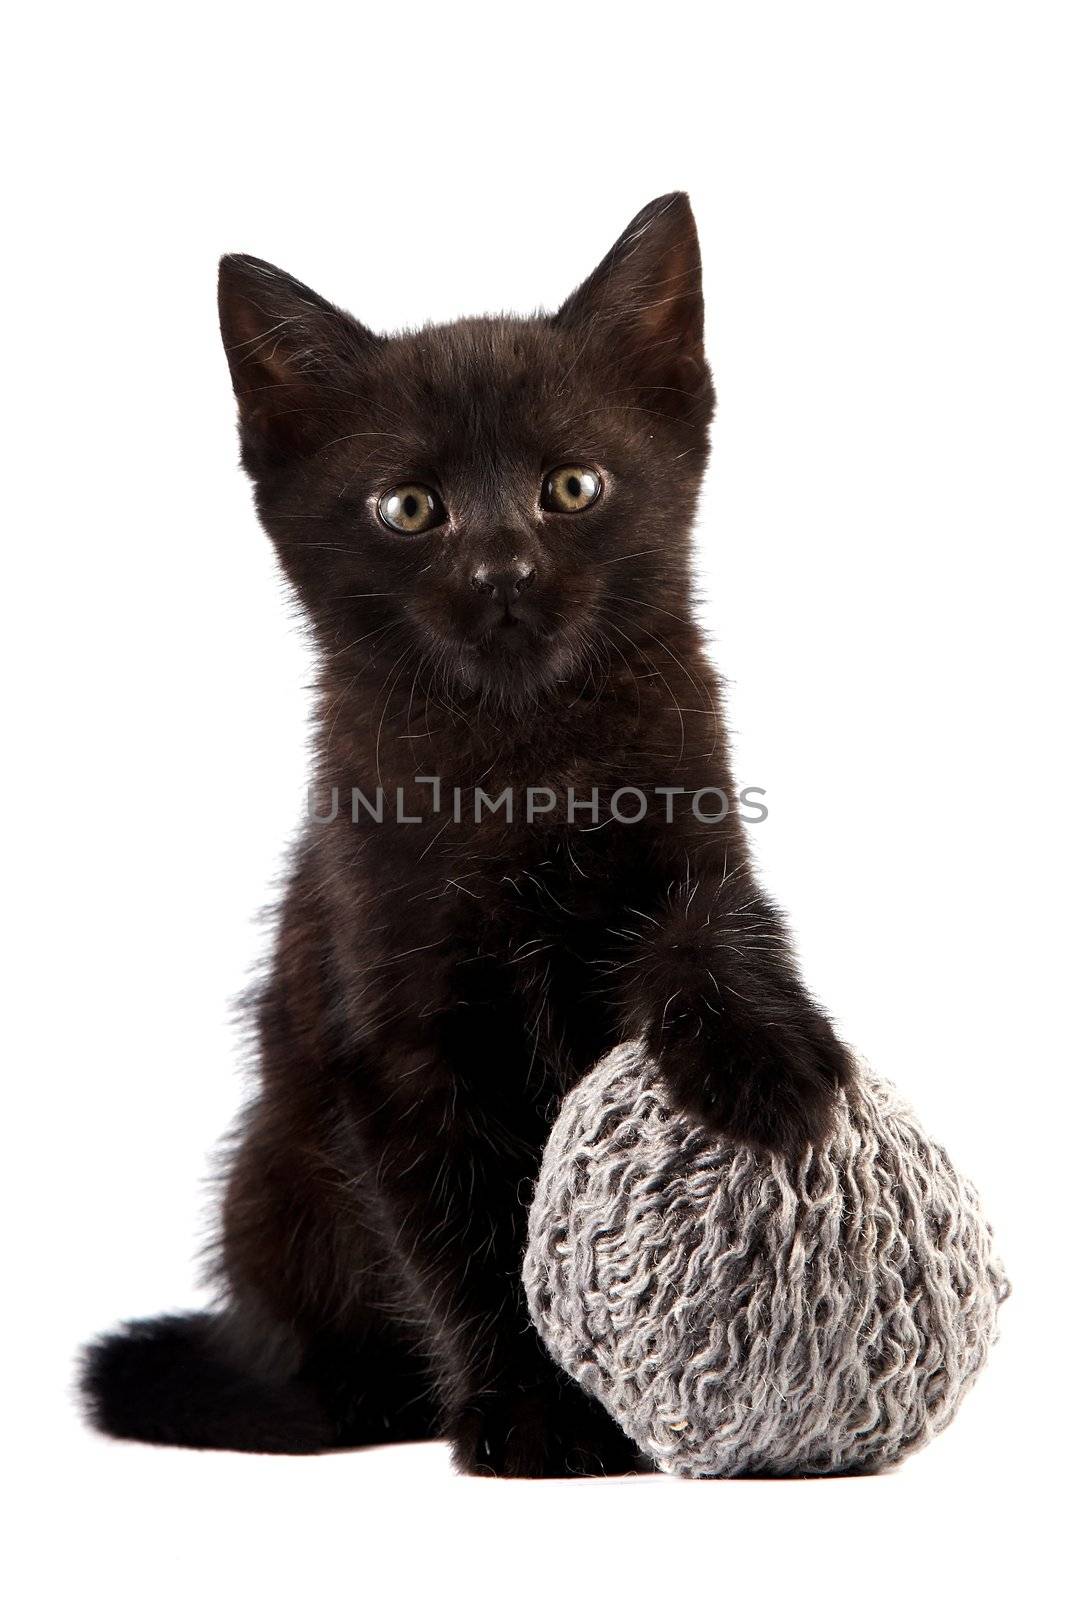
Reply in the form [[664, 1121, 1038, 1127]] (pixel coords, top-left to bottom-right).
[[470, 561, 536, 603]]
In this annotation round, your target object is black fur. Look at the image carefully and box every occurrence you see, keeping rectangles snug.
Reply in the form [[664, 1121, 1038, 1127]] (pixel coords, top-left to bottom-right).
[[82, 194, 852, 1475]]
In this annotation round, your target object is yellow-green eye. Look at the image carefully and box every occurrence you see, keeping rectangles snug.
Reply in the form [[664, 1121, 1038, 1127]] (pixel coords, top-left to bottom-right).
[[541, 465, 603, 513], [377, 484, 445, 534]]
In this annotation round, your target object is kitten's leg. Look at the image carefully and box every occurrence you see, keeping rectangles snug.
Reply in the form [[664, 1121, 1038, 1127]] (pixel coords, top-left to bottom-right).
[[227, 898, 642, 1475], [216, 1091, 440, 1451], [341, 1002, 649, 1478], [613, 852, 853, 1154]]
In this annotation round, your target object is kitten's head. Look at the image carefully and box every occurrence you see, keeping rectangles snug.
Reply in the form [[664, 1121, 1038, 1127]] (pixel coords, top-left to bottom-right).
[[219, 194, 713, 708]]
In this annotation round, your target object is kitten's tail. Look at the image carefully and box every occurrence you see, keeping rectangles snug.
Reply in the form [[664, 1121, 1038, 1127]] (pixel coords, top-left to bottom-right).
[[80, 1313, 335, 1454]]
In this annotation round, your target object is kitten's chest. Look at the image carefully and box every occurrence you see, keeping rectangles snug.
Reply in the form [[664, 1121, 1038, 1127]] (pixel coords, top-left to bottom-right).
[[329, 811, 670, 1080], [424, 830, 662, 1075]]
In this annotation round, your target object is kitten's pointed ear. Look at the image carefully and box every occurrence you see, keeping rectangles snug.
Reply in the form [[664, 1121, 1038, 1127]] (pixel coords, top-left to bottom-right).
[[553, 193, 711, 418], [218, 255, 381, 470]]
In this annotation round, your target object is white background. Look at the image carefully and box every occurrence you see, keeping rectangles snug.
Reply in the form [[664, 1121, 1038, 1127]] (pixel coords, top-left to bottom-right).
[[6, 3, 1064, 1595]]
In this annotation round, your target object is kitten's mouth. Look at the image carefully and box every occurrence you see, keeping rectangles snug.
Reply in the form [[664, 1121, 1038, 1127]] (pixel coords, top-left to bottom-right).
[[469, 611, 543, 656], [445, 611, 577, 695], [480, 615, 534, 651]]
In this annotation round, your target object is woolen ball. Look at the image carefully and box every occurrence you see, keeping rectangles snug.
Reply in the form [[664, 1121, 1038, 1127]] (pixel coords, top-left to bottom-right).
[[523, 1043, 1009, 1477]]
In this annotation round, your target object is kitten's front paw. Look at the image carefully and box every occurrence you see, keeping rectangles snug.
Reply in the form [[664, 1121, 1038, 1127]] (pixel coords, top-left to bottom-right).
[[662, 1008, 852, 1157], [449, 1381, 650, 1479]]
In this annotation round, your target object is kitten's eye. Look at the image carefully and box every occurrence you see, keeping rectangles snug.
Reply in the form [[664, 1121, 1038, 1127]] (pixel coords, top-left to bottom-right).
[[541, 465, 603, 513], [377, 485, 445, 534]]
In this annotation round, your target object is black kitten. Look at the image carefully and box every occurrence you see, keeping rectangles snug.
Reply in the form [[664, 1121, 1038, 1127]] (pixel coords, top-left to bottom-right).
[[82, 194, 852, 1476]]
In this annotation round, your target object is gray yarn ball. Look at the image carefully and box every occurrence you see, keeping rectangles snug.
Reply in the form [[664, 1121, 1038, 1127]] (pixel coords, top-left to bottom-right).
[[523, 1043, 1009, 1477]]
